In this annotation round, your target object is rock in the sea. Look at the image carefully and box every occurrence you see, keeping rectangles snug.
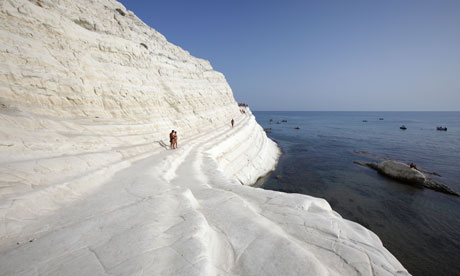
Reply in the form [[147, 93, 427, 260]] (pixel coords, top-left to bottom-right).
[[377, 160, 426, 184], [354, 160, 459, 197]]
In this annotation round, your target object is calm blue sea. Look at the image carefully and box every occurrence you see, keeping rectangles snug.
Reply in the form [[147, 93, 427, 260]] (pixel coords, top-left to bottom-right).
[[254, 111, 460, 276]]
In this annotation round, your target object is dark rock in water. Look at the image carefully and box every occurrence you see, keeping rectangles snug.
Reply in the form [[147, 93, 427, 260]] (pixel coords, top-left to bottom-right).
[[353, 160, 460, 197], [423, 179, 459, 196], [354, 160, 380, 171], [377, 160, 425, 184], [352, 150, 384, 161], [353, 160, 371, 167]]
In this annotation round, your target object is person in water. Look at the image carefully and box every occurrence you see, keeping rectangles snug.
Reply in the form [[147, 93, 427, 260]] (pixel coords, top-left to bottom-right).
[[231, 119, 234, 128], [169, 130, 175, 149]]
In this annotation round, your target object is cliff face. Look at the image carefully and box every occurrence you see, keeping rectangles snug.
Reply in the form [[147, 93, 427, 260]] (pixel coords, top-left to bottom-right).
[[0, 0, 277, 192], [0, 1, 409, 275]]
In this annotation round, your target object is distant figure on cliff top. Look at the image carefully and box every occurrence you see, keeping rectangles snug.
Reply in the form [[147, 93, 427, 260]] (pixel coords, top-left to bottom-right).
[[169, 130, 175, 149], [231, 119, 234, 128]]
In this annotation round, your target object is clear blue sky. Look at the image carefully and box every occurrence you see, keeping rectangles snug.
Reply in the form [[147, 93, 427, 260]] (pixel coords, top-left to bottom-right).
[[119, 0, 460, 111]]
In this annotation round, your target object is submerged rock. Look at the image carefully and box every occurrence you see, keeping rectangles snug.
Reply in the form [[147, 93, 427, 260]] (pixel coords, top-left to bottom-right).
[[354, 160, 460, 196]]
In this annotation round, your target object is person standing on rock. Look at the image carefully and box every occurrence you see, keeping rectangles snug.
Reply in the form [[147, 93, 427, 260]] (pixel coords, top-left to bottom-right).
[[169, 130, 175, 149], [231, 119, 234, 128], [173, 131, 178, 149]]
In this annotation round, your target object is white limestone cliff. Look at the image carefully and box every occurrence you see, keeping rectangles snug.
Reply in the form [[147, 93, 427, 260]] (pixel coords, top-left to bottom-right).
[[0, 0, 409, 275]]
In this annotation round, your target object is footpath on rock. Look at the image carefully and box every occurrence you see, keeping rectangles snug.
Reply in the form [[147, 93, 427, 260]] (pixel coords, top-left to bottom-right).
[[0, 114, 409, 275]]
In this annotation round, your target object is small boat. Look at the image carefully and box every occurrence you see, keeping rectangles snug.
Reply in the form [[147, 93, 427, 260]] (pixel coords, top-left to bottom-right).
[[379, 118, 384, 120], [276, 121, 280, 124], [400, 125, 407, 130], [281, 120, 287, 123], [362, 120, 368, 122], [436, 126, 447, 131], [295, 126, 300, 130]]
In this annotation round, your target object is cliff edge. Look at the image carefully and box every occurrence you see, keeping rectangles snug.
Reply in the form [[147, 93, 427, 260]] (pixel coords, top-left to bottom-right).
[[0, 0, 408, 275]]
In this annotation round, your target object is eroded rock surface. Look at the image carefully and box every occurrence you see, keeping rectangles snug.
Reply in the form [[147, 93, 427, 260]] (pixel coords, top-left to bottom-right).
[[1, 0, 409, 275]]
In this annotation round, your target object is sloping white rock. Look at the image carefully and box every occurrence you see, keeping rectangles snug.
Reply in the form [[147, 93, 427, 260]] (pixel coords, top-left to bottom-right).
[[0, 0, 409, 275]]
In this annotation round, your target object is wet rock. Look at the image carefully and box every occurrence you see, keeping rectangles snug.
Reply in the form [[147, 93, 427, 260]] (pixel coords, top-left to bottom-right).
[[377, 160, 426, 184], [354, 160, 459, 197]]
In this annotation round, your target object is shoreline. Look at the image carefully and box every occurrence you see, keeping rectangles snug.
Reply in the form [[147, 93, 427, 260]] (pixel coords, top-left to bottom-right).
[[251, 110, 460, 276], [0, 113, 410, 275]]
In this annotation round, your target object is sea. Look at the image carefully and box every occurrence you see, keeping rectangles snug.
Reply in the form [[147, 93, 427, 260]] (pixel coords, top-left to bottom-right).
[[253, 111, 460, 276]]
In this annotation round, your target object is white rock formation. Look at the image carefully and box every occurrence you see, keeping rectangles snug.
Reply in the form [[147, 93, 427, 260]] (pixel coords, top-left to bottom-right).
[[0, 0, 409, 275]]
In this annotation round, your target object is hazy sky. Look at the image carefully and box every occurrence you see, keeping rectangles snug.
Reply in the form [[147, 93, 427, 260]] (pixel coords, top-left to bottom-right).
[[119, 0, 460, 111]]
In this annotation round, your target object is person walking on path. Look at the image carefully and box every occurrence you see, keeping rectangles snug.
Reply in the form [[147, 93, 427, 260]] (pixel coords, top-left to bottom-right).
[[231, 119, 234, 128]]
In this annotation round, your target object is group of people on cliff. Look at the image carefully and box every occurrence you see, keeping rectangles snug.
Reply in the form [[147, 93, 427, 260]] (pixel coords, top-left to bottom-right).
[[168, 118, 236, 150], [169, 130, 178, 149]]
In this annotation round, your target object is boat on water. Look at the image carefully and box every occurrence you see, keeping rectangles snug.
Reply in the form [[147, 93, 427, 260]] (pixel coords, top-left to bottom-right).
[[281, 120, 287, 123], [295, 126, 300, 130], [400, 125, 407, 130], [436, 126, 447, 131], [362, 120, 368, 122], [379, 118, 384, 120]]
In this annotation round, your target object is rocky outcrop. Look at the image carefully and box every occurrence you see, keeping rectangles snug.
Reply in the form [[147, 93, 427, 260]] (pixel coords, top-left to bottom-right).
[[0, 0, 409, 275], [0, 0, 277, 193], [354, 160, 459, 196]]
